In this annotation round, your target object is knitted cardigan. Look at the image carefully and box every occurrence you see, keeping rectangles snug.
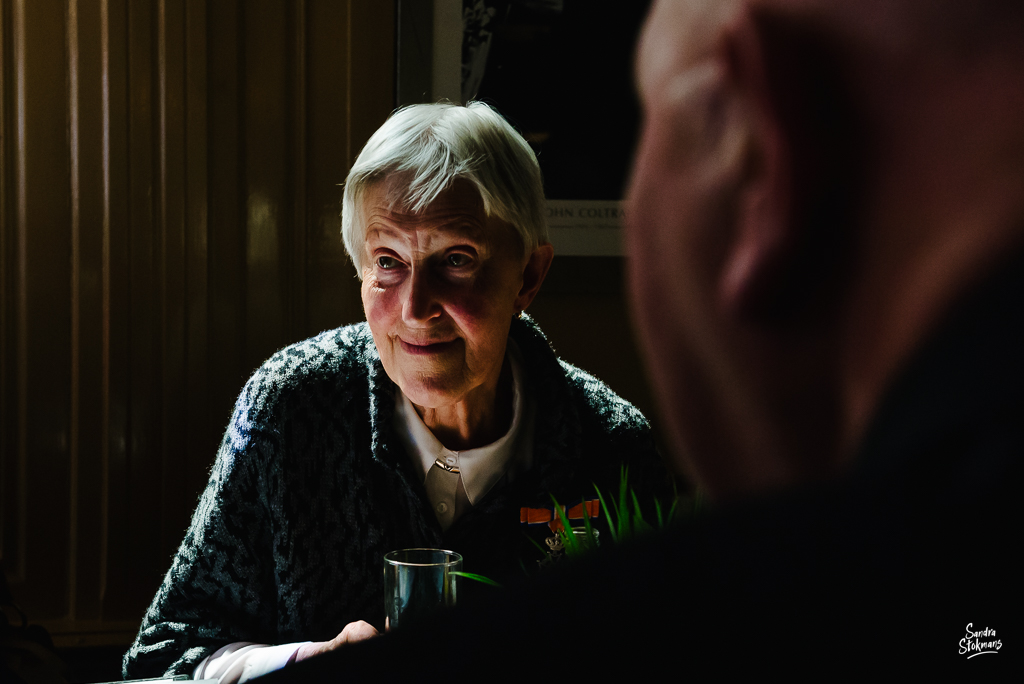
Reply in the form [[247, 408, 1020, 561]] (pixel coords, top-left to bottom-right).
[[123, 314, 668, 678]]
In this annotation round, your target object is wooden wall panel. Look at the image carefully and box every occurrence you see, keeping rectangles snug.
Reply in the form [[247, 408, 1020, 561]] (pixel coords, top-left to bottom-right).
[[69, 0, 108, 625], [102, 0, 133, 625], [245, 0, 288, 370], [205, 0, 247, 483], [156, 0, 190, 569], [124, 0, 162, 617], [182, 0, 209, 557], [18, 0, 74, 620], [307, 0, 378, 334], [288, 0, 307, 348], [0, 0, 394, 643]]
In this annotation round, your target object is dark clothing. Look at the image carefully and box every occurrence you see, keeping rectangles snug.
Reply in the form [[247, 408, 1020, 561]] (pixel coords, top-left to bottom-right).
[[123, 315, 668, 678], [279, 255, 1022, 678]]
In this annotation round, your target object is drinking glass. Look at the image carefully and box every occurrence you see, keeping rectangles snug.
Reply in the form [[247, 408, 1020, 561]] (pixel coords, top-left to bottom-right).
[[383, 548, 462, 630]]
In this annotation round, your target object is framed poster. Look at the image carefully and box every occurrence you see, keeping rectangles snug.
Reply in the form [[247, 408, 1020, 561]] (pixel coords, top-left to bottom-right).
[[396, 0, 650, 258]]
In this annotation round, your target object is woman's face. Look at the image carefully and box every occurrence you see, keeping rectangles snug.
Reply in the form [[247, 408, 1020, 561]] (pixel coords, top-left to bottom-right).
[[360, 179, 531, 411]]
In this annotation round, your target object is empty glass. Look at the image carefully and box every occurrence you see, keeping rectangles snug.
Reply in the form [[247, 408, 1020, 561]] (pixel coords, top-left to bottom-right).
[[383, 548, 462, 630]]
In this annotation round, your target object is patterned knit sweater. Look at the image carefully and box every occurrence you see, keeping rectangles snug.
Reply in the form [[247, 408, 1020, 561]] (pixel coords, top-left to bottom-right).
[[123, 314, 668, 678]]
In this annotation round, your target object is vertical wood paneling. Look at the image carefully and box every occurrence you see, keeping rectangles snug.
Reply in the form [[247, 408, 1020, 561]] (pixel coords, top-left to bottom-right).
[[206, 0, 247, 443], [99, 0, 113, 614], [68, 0, 81, 619], [183, 0, 209, 520], [156, 0, 189, 563], [70, 0, 108, 622], [290, 0, 307, 342], [1, 0, 394, 640], [0, 0, 13, 582], [125, 0, 165, 613], [0, 0, 4, 565], [306, 0, 366, 334], [102, 0, 132, 621], [349, 1, 396, 155], [20, 0, 73, 618], [9, 0, 27, 589], [244, 0, 290, 372]]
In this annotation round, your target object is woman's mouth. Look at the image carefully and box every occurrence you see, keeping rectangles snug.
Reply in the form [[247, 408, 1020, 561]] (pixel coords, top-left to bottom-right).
[[399, 338, 459, 355]]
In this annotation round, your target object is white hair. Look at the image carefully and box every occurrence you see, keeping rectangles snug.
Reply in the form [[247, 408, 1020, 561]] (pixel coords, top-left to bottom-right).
[[341, 102, 548, 275]]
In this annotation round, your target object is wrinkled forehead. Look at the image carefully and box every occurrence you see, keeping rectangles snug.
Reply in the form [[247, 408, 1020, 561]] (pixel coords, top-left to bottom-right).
[[364, 176, 484, 219], [636, 0, 740, 101], [361, 177, 491, 242]]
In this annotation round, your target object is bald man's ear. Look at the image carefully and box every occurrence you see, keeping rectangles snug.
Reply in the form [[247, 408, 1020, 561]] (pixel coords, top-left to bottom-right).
[[719, 9, 861, 323]]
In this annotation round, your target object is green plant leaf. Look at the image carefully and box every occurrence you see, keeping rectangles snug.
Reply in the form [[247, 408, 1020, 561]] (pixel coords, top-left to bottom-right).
[[593, 482, 619, 544], [550, 494, 581, 555], [555, 525, 571, 553], [630, 489, 648, 527], [617, 465, 631, 540], [632, 492, 653, 535], [666, 496, 679, 526], [580, 497, 596, 548], [449, 571, 502, 588]]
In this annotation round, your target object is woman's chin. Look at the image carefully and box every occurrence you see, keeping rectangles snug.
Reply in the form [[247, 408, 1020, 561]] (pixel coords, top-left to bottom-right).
[[395, 375, 468, 411]]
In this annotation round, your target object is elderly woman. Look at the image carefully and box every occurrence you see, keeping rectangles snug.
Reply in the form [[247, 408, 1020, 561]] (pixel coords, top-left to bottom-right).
[[124, 102, 667, 681]]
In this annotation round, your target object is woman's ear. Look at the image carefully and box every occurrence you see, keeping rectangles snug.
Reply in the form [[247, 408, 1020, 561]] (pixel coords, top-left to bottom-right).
[[515, 242, 554, 312], [718, 8, 860, 323]]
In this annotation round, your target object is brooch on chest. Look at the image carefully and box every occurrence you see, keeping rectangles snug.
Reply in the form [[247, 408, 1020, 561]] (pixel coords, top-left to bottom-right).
[[521, 498, 601, 565]]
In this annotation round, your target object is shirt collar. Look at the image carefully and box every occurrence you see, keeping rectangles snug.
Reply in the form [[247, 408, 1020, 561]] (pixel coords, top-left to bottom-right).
[[394, 341, 529, 506]]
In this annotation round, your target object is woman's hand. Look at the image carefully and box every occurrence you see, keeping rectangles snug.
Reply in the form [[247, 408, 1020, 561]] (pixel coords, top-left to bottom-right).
[[293, 621, 380, 662]]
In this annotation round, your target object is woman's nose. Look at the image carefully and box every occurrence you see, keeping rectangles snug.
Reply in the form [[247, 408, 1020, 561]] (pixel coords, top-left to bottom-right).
[[402, 268, 443, 324]]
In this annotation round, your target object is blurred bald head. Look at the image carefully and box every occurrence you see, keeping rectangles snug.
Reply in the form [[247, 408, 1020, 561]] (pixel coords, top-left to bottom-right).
[[626, 0, 1024, 498]]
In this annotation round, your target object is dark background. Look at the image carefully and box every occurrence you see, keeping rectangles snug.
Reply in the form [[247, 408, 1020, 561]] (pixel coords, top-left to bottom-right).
[[475, 0, 651, 201]]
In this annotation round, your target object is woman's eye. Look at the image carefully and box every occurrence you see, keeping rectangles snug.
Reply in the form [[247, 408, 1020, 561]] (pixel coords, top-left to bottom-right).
[[447, 253, 471, 267], [377, 256, 400, 269]]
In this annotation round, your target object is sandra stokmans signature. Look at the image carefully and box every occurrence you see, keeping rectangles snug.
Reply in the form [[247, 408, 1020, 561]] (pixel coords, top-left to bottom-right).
[[959, 623, 1001, 658]]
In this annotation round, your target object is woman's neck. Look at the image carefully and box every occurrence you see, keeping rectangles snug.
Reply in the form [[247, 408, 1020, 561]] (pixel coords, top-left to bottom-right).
[[414, 358, 514, 451]]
